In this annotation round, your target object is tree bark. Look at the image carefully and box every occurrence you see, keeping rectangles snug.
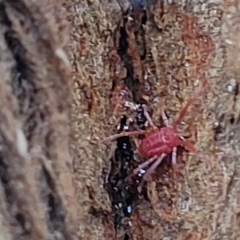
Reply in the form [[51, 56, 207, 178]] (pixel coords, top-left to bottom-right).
[[0, 0, 239, 240]]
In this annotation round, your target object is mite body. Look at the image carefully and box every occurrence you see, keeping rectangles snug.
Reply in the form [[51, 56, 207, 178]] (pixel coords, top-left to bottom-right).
[[139, 127, 177, 158], [94, 79, 209, 191]]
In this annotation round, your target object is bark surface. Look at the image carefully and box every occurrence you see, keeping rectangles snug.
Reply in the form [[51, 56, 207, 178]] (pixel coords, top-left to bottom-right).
[[0, 0, 239, 240]]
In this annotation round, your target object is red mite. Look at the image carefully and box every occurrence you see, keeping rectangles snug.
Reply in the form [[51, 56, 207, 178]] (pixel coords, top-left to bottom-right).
[[95, 79, 209, 191]]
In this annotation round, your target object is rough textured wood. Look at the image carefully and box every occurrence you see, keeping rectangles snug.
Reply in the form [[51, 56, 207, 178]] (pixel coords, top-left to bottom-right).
[[1, 0, 240, 240], [0, 0, 78, 239]]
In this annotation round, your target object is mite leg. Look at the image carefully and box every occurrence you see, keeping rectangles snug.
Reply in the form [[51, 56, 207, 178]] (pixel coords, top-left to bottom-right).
[[173, 79, 208, 127], [172, 147, 177, 166], [161, 108, 170, 127], [171, 147, 184, 178], [142, 104, 157, 129], [125, 155, 159, 181], [137, 153, 167, 192], [177, 139, 211, 166], [124, 102, 157, 129], [91, 129, 148, 145], [143, 153, 167, 181]]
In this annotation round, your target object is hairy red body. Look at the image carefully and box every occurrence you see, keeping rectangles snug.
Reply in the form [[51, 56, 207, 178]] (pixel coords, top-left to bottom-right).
[[139, 127, 178, 158]]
